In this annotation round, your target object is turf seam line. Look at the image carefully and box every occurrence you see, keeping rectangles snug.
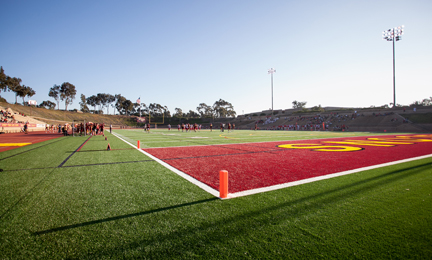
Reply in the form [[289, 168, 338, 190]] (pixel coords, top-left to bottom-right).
[[2, 160, 156, 172], [112, 131, 220, 197], [57, 136, 92, 168], [0, 138, 65, 161], [61, 160, 155, 168], [76, 148, 135, 152]]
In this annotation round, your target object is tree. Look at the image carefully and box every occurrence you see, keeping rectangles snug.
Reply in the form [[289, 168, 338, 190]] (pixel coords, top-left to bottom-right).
[[94, 93, 116, 114], [212, 99, 236, 118], [163, 105, 171, 117], [0, 66, 8, 94], [114, 94, 127, 114], [79, 94, 90, 112], [104, 94, 115, 114], [39, 100, 56, 109], [6, 77, 22, 104], [421, 97, 432, 106], [196, 103, 213, 117], [122, 99, 133, 115], [59, 82, 76, 110], [16, 85, 35, 105], [410, 100, 422, 107], [49, 85, 60, 109], [174, 108, 183, 118], [138, 103, 148, 116], [148, 103, 166, 117], [186, 110, 200, 118], [310, 104, 324, 112], [292, 100, 307, 109], [86, 95, 100, 113], [113, 94, 134, 115], [96, 93, 105, 113]]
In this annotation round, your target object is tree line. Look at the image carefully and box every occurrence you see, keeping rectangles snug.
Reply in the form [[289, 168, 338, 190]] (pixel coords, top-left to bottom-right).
[[1, 66, 237, 118], [0, 66, 36, 105], [78, 93, 236, 119]]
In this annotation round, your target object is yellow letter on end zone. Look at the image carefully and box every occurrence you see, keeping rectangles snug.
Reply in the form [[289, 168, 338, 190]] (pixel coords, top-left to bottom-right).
[[278, 144, 362, 152]]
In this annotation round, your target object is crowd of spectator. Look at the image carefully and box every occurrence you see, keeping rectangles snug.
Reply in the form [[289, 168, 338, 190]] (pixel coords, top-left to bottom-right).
[[253, 112, 365, 131], [248, 110, 418, 131], [246, 111, 375, 131], [1, 109, 27, 123]]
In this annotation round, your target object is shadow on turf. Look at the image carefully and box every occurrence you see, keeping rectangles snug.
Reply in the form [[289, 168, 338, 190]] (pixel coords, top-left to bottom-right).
[[34, 197, 218, 236], [33, 161, 432, 258]]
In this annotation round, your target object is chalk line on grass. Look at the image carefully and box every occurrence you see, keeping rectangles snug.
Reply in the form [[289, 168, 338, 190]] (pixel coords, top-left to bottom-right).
[[112, 131, 432, 200], [112, 131, 220, 197]]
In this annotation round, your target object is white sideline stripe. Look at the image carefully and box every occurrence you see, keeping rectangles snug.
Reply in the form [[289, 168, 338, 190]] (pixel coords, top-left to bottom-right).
[[140, 133, 396, 150], [229, 153, 432, 199], [112, 131, 432, 200], [112, 132, 220, 197]]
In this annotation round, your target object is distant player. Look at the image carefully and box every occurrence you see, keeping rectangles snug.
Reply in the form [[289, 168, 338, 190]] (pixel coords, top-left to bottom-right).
[[210, 123, 213, 132], [168, 124, 171, 131]]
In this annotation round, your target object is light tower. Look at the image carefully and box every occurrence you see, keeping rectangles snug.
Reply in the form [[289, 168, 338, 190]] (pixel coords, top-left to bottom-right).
[[383, 25, 404, 107], [268, 68, 276, 114]]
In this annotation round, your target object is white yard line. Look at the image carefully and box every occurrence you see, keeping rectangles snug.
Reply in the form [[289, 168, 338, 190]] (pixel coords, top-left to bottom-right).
[[112, 131, 220, 197], [112, 131, 432, 200]]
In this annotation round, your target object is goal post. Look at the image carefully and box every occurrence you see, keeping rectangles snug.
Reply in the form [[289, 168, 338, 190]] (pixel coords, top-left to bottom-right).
[[149, 113, 164, 128]]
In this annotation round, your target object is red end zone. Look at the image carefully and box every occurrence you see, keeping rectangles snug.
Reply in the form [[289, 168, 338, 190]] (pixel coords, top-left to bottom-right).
[[143, 134, 432, 194]]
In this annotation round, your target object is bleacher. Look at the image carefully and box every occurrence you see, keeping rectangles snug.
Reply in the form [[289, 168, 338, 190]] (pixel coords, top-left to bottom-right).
[[235, 109, 428, 132], [0, 105, 46, 133]]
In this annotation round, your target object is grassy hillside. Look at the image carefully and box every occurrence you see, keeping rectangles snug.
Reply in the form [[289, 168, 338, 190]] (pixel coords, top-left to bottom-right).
[[1, 102, 135, 126], [3, 101, 432, 129], [1, 102, 213, 126], [404, 113, 432, 124]]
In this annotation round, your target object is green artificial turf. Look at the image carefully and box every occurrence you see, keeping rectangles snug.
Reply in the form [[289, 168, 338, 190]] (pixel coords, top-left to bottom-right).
[[114, 128, 407, 148], [0, 130, 431, 259]]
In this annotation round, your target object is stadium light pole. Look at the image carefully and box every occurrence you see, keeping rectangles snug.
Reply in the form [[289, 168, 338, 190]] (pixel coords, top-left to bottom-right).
[[268, 68, 276, 115], [383, 25, 404, 107]]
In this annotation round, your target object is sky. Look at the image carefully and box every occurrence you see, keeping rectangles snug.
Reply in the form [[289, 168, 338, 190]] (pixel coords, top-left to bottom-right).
[[1, 0, 431, 115]]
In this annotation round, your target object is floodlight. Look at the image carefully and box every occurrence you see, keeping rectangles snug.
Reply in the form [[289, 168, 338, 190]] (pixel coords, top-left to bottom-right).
[[268, 68, 276, 114], [383, 25, 404, 107]]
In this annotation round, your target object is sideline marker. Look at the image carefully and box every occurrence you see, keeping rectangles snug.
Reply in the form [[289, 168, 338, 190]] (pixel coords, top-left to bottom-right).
[[219, 170, 228, 198], [137, 140, 140, 149]]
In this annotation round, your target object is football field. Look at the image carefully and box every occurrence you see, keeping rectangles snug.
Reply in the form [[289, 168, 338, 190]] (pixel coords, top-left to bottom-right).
[[1, 129, 431, 259]]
